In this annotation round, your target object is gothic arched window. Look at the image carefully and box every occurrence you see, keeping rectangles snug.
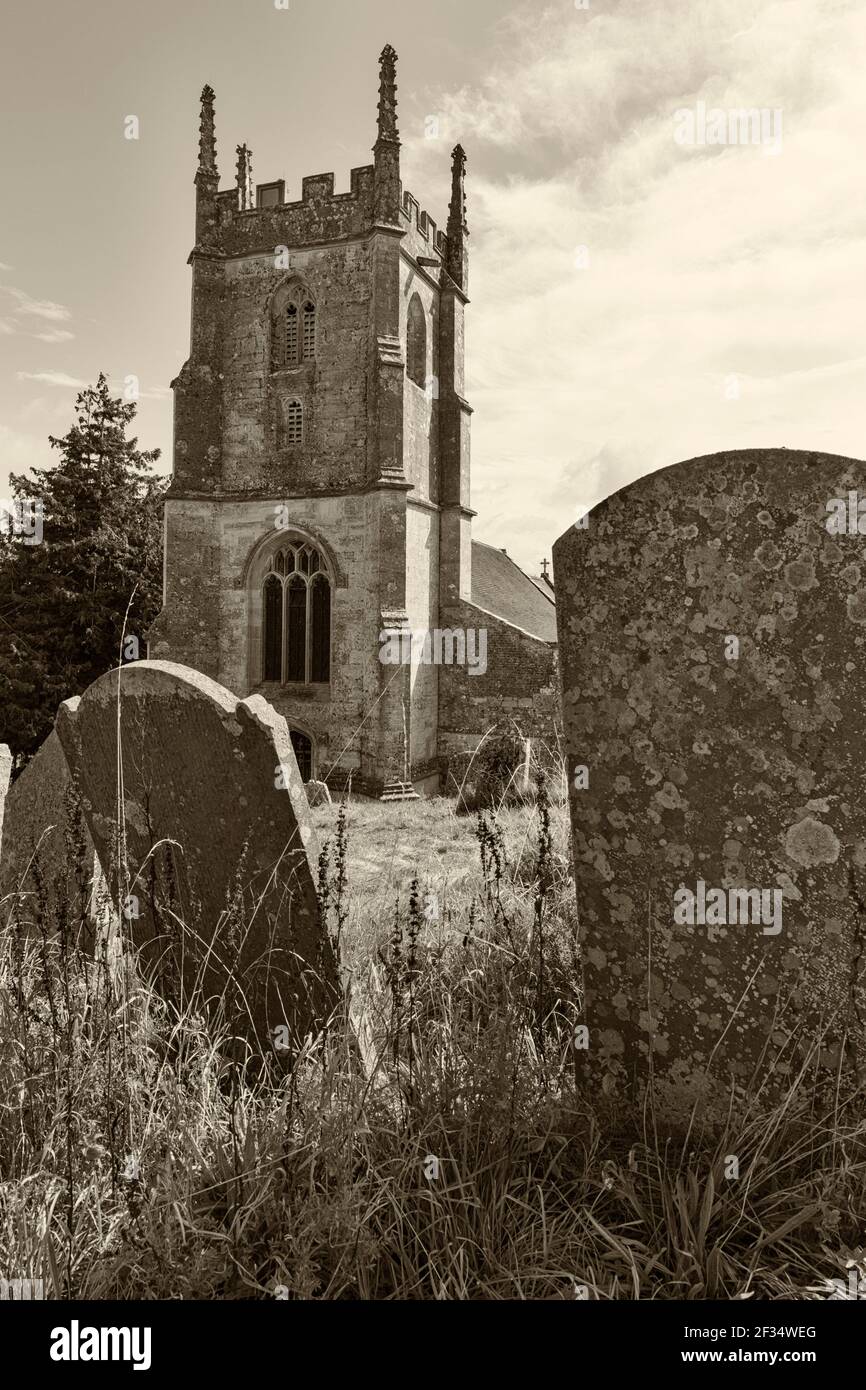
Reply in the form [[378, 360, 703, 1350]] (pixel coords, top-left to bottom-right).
[[263, 574, 283, 682], [272, 287, 317, 369], [310, 573, 331, 684], [261, 540, 332, 685], [407, 294, 427, 388]]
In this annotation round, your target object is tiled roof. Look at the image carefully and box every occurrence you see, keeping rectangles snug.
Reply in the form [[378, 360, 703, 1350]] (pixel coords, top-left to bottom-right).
[[470, 541, 557, 643], [528, 574, 555, 602]]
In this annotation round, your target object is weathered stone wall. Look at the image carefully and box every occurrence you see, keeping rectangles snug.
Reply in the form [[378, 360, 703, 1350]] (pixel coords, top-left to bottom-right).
[[152, 491, 410, 791], [214, 168, 376, 259], [149, 501, 222, 680], [401, 257, 440, 501], [554, 447, 866, 1124], [400, 188, 445, 266], [216, 243, 373, 495], [437, 602, 558, 753], [437, 279, 472, 613], [406, 502, 440, 768]]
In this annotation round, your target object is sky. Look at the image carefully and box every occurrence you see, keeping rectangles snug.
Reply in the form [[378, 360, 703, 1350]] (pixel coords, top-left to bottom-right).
[[1, 0, 864, 575]]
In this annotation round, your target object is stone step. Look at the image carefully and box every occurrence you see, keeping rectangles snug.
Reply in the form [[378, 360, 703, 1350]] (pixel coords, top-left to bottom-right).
[[379, 780, 421, 802]]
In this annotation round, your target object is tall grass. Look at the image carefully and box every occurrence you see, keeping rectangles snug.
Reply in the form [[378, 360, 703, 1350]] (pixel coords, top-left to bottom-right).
[[1, 779, 865, 1300]]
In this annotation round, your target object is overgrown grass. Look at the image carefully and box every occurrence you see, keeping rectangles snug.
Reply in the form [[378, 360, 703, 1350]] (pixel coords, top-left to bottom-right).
[[1, 784, 865, 1300]]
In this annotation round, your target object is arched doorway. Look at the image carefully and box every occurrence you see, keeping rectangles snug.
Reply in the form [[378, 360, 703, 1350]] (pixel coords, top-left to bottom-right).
[[290, 730, 313, 783]]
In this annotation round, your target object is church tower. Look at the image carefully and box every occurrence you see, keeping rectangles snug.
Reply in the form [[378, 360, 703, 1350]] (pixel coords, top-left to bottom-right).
[[149, 47, 473, 795]]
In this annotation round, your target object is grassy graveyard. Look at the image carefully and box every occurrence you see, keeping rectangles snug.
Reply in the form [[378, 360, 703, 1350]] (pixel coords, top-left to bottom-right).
[[1, 781, 865, 1301]]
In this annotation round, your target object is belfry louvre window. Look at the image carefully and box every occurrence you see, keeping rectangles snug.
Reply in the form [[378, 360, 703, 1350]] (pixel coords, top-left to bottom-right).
[[274, 290, 316, 369], [285, 304, 299, 363], [285, 399, 303, 446], [302, 302, 316, 360], [261, 542, 331, 685]]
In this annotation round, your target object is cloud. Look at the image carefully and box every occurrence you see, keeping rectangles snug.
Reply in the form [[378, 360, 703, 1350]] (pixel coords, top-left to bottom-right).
[[400, 0, 866, 570], [16, 370, 87, 388], [15, 370, 168, 400], [31, 328, 75, 344], [4, 286, 71, 323], [132, 384, 171, 401]]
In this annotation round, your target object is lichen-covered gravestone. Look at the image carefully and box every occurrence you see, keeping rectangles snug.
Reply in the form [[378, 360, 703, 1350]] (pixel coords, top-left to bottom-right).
[[554, 448, 866, 1123], [55, 661, 339, 1063]]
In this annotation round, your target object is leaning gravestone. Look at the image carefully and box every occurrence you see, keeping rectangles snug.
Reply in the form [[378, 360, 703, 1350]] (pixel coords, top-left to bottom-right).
[[0, 730, 103, 941], [554, 448, 866, 1124], [54, 661, 339, 1063]]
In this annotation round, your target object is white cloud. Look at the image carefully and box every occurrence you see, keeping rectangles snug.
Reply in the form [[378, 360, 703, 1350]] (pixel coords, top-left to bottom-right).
[[402, 0, 866, 571], [31, 328, 75, 343], [16, 370, 87, 388], [4, 286, 71, 323], [15, 370, 168, 400]]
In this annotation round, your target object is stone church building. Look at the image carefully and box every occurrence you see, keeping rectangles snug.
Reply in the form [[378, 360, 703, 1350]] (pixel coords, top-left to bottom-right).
[[149, 47, 556, 795]]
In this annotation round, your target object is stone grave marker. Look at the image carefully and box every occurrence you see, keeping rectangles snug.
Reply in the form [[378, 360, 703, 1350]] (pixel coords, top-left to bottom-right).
[[55, 660, 339, 1062], [306, 780, 332, 807], [553, 448, 866, 1123], [0, 730, 102, 942]]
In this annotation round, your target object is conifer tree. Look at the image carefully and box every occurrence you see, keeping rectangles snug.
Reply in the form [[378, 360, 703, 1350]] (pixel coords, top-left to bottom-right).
[[0, 374, 166, 766]]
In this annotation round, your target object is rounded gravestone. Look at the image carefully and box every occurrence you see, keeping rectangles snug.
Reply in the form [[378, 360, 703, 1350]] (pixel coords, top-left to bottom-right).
[[553, 448, 866, 1124], [55, 661, 339, 1064]]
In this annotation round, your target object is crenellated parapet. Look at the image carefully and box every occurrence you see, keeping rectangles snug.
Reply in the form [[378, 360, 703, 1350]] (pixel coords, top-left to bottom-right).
[[400, 190, 444, 270], [208, 165, 378, 256], [189, 49, 463, 270]]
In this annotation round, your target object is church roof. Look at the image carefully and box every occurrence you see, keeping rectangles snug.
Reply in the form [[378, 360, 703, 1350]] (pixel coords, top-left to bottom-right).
[[470, 541, 557, 644], [528, 573, 555, 602]]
